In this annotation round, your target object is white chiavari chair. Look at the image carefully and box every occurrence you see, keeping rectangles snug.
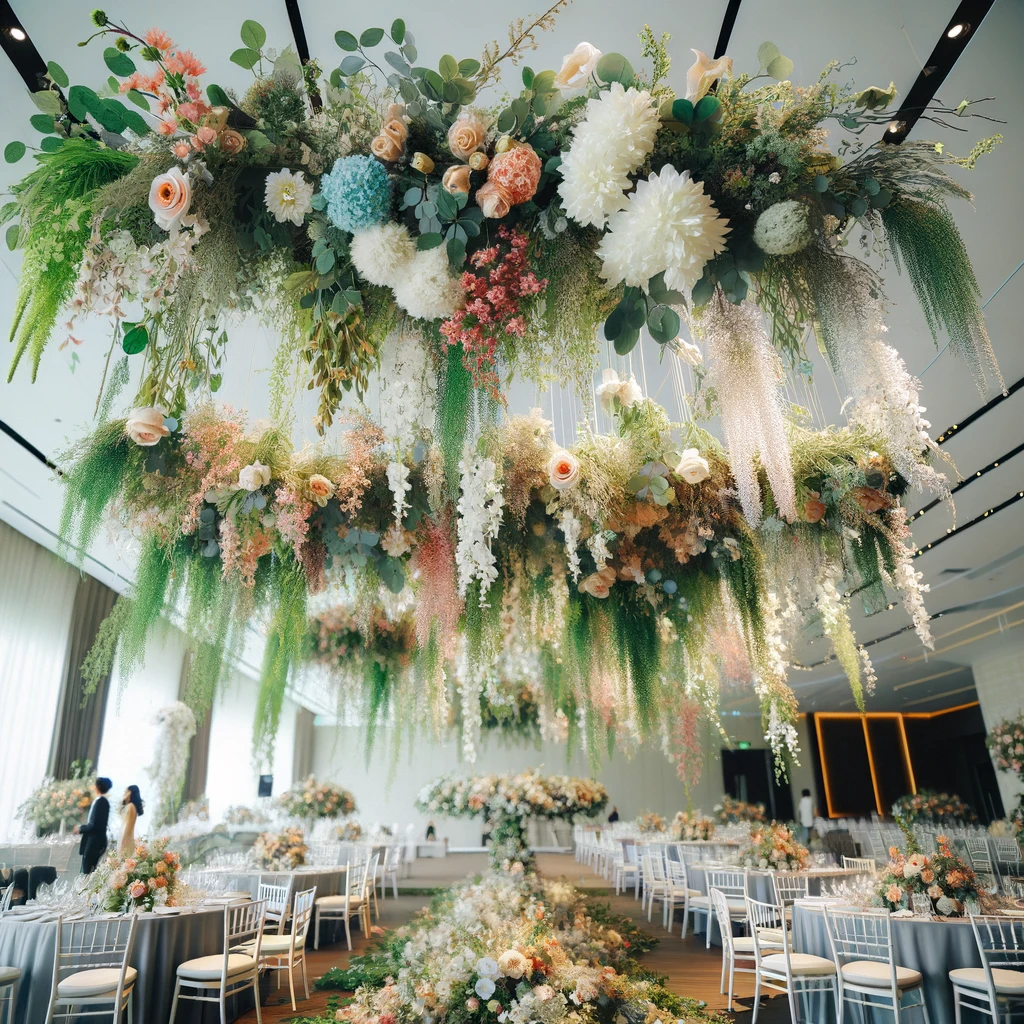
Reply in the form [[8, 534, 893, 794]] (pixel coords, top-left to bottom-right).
[[747, 896, 836, 1024], [966, 837, 1000, 894], [691, 868, 747, 948], [242, 887, 317, 1011], [45, 915, 137, 1024], [376, 844, 401, 900], [613, 840, 639, 897], [663, 856, 701, 937], [841, 856, 877, 873], [314, 852, 377, 950], [0, 965, 18, 1024], [823, 906, 930, 1023], [950, 913, 1024, 1022], [639, 850, 669, 922], [711, 887, 757, 1012], [170, 899, 267, 1024], [257, 879, 293, 935]]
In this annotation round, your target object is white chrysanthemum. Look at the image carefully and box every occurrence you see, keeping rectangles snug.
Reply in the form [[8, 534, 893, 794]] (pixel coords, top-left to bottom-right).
[[557, 83, 660, 229], [350, 222, 417, 287], [392, 246, 464, 321], [264, 168, 314, 225], [598, 166, 730, 292]]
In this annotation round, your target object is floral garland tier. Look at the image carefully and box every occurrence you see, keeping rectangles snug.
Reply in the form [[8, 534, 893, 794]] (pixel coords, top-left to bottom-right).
[[278, 775, 357, 820], [4, 11, 1002, 459], [330, 870, 724, 1024], [62, 386, 933, 769], [891, 790, 977, 826], [417, 771, 608, 871]]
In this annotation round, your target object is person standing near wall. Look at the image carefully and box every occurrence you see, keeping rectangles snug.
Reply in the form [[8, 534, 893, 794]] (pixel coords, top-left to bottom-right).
[[797, 788, 814, 844], [74, 777, 112, 873]]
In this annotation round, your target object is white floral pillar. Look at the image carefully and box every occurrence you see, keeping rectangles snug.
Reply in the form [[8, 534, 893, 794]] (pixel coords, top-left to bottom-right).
[[972, 643, 1024, 816]]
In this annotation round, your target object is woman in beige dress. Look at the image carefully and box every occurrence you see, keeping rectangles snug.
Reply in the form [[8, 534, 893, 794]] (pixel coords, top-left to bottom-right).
[[118, 785, 144, 857]]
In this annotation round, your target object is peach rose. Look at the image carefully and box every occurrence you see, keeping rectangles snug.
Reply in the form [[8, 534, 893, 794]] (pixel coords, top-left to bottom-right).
[[448, 114, 487, 160], [410, 152, 435, 174], [370, 135, 403, 162], [129, 880, 148, 899], [308, 473, 335, 507], [442, 164, 472, 195], [126, 407, 169, 447], [579, 571, 613, 599], [802, 491, 826, 523], [548, 450, 580, 490], [476, 180, 512, 219], [381, 119, 408, 147], [554, 42, 602, 88], [191, 126, 217, 150], [854, 486, 889, 513], [148, 167, 192, 232], [218, 129, 246, 155]]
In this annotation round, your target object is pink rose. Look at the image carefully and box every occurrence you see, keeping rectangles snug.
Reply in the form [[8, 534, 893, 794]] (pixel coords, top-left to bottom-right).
[[130, 880, 148, 899], [191, 126, 217, 150], [125, 407, 169, 447], [148, 167, 192, 231], [476, 181, 512, 219]]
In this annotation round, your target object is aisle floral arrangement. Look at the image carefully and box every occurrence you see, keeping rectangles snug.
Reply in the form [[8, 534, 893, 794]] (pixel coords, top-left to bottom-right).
[[417, 770, 607, 869], [89, 837, 183, 912], [876, 821, 979, 916], [671, 810, 715, 841], [891, 790, 977, 826], [323, 870, 723, 1024], [740, 821, 808, 871], [18, 760, 94, 834], [714, 796, 766, 825], [254, 826, 308, 870], [7, 6, 1002, 775], [279, 775, 357, 819]]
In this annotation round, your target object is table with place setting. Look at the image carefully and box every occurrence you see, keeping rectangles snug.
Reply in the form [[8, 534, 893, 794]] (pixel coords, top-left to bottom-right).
[[0, 902, 256, 1024]]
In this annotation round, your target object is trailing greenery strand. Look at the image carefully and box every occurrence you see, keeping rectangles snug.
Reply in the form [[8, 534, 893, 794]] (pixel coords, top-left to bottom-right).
[[435, 338, 473, 502], [117, 535, 175, 679]]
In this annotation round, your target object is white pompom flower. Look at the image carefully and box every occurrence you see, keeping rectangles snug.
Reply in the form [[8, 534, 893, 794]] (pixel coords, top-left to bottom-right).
[[392, 246, 465, 321], [557, 83, 660, 229], [350, 222, 417, 287], [597, 165, 730, 292]]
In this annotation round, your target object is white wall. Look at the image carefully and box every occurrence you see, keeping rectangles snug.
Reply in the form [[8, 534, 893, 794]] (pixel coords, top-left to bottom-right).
[[0, 521, 79, 840], [972, 643, 1024, 814], [310, 713, 816, 846]]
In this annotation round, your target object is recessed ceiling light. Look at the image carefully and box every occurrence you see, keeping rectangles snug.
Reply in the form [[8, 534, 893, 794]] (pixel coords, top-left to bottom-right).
[[946, 23, 968, 39], [887, 120, 906, 135], [9, 27, 26, 41]]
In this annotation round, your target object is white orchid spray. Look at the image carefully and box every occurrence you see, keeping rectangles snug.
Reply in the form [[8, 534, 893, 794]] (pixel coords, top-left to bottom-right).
[[456, 456, 505, 602]]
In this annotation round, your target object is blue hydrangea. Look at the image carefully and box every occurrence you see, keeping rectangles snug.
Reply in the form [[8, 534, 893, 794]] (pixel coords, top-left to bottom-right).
[[319, 155, 391, 233]]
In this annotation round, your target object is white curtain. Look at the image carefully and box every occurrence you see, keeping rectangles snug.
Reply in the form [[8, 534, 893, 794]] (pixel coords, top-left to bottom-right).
[[0, 522, 79, 840]]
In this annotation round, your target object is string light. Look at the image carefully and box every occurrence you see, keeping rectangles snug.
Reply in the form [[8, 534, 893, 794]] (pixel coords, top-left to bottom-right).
[[912, 487, 1024, 559]]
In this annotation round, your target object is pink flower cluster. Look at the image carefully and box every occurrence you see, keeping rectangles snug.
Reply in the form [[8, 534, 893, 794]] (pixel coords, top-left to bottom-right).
[[440, 227, 546, 396]]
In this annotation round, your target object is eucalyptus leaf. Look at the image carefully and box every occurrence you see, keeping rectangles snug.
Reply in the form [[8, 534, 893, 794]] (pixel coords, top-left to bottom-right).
[[766, 55, 794, 80], [5, 224, 19, 250], [103, 47, 136, 77], [595, 53, 634, 86], [230, 48, 260, 70], [458, 58, 480, 76], [46, 61, 69, 88], [240, 19, 267, 50], [339, 55, 367, 76], [385, 51, 409, 74], [335, 31, 359, 51], [417, 232, 444, 250], [29, 114, 55, 134], [390, 18, 406, 44], [613, 325, 641, 356], [670, 98, 694, 125], [4, 141, 25, 164], [438, 54, 458, 80], [126, 89, 150, 110], [693, 95, 721, 122], [121, 324, 149, 354], [647, 304, 680, 344], [360, 27, 385, 48], [30, 90, 62, 115], [39, 137, 64, 152]]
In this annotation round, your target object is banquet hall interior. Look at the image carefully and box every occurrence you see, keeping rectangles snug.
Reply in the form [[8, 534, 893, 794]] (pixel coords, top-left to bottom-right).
[[0, 0, 1022, 1021]]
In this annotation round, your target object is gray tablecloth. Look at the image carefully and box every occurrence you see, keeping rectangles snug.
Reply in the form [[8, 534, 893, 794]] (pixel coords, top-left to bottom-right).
[[191, 866, 347, 899], [0, 908, 256, 1024], [792, 903, 982, 1022]]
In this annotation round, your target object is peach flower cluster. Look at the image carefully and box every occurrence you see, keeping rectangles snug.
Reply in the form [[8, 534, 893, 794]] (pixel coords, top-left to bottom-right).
[[370, 104, 409, 163]]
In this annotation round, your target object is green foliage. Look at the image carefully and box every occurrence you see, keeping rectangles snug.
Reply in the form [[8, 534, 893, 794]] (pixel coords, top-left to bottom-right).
[[610, 595, 661, 736], [80, 597, 131, 695], [117, 535, 175, 680], [435, 336, 473, 504], [6, 140, 137, 381]]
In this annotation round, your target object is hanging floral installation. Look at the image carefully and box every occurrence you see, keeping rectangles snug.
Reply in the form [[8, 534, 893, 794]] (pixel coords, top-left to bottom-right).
[[2, 8, 1005, 781]]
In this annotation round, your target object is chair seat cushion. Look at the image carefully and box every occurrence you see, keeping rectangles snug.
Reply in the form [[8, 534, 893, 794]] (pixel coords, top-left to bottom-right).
[[316, 895, 364, 907], [950, 967, 1024, 995], [761, 953, 835, 977], [0, 966, 21, 985], [841, 960, 922, 989], [255, 934, 304, 954], [57, 967, 137, 998], [758, 927, 789, 944], [176, 954, 256, 981]]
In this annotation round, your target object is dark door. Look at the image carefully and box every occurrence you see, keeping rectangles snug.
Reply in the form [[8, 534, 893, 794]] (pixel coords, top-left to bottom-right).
[[722, 748, 795, 821]]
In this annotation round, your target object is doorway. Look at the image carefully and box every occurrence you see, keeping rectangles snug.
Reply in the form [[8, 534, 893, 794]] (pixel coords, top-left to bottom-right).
[[722, 748, 795, 821]]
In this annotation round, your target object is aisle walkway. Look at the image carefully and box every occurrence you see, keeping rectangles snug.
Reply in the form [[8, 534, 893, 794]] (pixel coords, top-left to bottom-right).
[[236, 852, 791, 1024]]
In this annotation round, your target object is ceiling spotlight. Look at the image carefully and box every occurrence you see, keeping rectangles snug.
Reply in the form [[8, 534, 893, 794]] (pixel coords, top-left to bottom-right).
[[946, 23, 969, 39], [8, 26, 26, 41], [887, 120, 906, 136]]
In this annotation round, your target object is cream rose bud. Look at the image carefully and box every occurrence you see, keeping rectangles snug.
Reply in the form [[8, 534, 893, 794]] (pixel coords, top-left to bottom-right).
[[448, 114, 487, 161], [476, 181, 512, 219], [126, 407, 170, 447], [370, 135, 403, 162], [554, 42, 602, 88], [308, 473, 335, 506], [148, 167, 192, 232], [410, 152, 435, 174], [595, 368, 642, 414], [548, 450, 580, 490], [238, 461, 270, 491], [442, 164, 472, 195], [468, 151, 489, 171], [676, 448, 710, 484]]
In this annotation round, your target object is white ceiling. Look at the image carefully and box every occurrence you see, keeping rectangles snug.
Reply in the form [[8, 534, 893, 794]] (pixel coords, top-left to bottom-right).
[[0, 0, 1021, 716]]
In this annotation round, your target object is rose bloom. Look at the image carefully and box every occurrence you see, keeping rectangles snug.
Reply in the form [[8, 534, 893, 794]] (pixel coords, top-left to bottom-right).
[[579, 567, 616, 599], [802, 491, 826, 523], [130, 880, 148, 899], [153, 875, 168, 888], [854, 486, 889, 513], [381, 119, 407, 147], [927, 884, 943, 899], [219, 129, 246, 155], [308, 473, 335, 507], [554, 42, 602, 88], [676, 448, 710, 485], [476, 180, 512, 219], [148, 166, 192, 231], [885, 883, 903, 904], [191, 126, 217, 150], [488, 144, 542, 205], [442, 164, 472, 195], [548, 450, 580, 490], [371, 134, 403, 162], [920, 868, 935, 884], [448, 114, 487, 160], [126, 407, 169, 446]]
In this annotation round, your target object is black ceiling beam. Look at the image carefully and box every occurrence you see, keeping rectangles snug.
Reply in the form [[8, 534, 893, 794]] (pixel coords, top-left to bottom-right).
[[882, 0, 996, 143], [0, 418, 60, 473], [713, 0, 743, 59], [0, 0, 47, 92], [284, 0, 321, 111]]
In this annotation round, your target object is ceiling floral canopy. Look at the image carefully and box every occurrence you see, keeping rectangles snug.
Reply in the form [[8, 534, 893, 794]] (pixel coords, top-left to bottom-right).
[[4, 4, 1004, 782]]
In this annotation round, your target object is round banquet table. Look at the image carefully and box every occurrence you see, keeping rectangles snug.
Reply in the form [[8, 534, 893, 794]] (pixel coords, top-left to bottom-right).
[[792, 902, 984, 1022], [0, 907, 256, 1024], [685, 866, 863, 945]]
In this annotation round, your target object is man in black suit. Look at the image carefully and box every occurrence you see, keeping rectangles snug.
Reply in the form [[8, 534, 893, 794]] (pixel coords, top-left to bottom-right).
[[74, 777, 112, 874]]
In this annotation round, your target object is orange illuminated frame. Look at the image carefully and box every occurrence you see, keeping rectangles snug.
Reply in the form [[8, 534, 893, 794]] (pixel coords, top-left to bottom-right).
[[814, 711, 919, 818]]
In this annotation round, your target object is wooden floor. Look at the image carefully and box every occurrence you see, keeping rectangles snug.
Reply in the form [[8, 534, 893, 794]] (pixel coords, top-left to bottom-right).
[[238, 853, 791, 1024]]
